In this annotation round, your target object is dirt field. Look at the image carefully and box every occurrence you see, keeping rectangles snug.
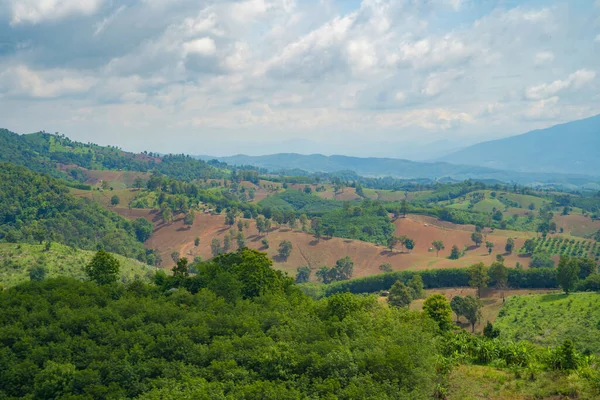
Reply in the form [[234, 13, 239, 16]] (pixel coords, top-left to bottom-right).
[[555, 214, 600, 237], [112, 209, 546, 279], [83, 170, 151, 189], [71, 188, 141, 208]]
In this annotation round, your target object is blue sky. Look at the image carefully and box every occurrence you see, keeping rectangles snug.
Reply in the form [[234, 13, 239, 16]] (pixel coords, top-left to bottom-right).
[[0, 0, 599, 159]]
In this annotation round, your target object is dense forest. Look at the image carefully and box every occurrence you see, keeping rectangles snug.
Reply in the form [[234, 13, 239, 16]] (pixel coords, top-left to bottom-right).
[[0, 164, 155, 263]]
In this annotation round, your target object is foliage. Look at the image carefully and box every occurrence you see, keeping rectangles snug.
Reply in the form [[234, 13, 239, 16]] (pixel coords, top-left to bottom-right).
[[84, 250, 121, 285], [316, 257, 354, 284], [387, 280, 413, 308], [0, 163, 151, 261], [278, 240, 293, 260], [557, 256, 580, 294], [488, 261, 508, 288], [469, 263, 489, 298], [449, 245, 461, 260], [423, 294, 454, 331], [529, 252, 555, 269], [295, 266, 311, 283]]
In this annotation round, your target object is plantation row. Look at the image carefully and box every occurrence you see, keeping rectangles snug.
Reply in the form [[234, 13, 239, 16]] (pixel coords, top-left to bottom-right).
[[527, 236, 599, 260]]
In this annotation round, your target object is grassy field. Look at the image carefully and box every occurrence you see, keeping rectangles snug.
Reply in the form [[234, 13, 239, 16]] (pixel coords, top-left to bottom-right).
[[495, 292, 600, 354], [0, 243, 155, 288], [71, 187, 142, 208], [447, 364, 598, 399]]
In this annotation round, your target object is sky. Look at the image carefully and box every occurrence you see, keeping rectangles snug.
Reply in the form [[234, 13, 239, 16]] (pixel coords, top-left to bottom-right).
[[0, 0, 599, 159]]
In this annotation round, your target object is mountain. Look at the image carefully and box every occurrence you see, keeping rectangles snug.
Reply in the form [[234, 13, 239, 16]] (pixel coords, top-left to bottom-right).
[[439, 114, 600, 175], [196, 153, 599, 186]]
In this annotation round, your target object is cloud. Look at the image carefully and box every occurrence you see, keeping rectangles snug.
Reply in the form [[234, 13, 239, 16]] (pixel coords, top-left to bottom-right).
[[94, 5, 125, 36], [525, 69, 596, 100], [596, 34, 600, 42], [0, 65, 96, 98], [9, 0, 103, 25], [421, 70, 463, 97], [183, 37, 217, 56]]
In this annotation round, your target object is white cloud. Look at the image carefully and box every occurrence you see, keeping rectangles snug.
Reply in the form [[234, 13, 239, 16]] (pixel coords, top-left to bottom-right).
[[183, 37, 217, 56], [596, 34, 600, 42], [525, 69, 596, 100], [9, 0, 103, 25], [0, 65, 96, 98], [94, 5, 125, 36], [421, 70, 463, 97]]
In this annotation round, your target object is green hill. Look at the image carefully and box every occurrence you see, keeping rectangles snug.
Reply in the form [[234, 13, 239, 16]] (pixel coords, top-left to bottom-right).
[[0, 243, 154, 289]]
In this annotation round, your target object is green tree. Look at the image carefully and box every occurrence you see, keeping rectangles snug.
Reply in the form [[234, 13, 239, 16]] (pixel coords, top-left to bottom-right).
[[404, 238, 415, 253], [255, 216, 266, 235], [379, 263, 392, 272], [522, 239, 536, 254], [261, 238, 269, 249], [485, 241, 494, 255], [408, 274, 425, 299], [577, 257, 597, 279], [161, 207, 173, 224], [295, 266, 311, 283], [237, 219, 244, 232], [483, 321, 501, 338], [29, 265, 47, 282], [194, 237, 200, 247], [170, 251, 180, 264], [85, 250, 120, 285], [557, 257, 580, 294], [488, 261, 508, 288], [133, 218, 153, 242], [423, 294, 453, 331], [223, 235, 231, 252], [529, 252, 554, 269], [183, 210, 195, 226], [236, 232, 246, 249], [469, 262, 489, 298], [211, 238, 222, 257], [387, 236, 399, 252], [349, 225, 359, 238], [462, 295, 483, 332], [388, 280, 413, 308], [172, 257, 189, 279], [449, 245, 461, 260], [432, 240, 445, 257], [278, 240, 293, 260], [450, 295, 465, 323], [299, 214, 308, 232], [133, 176, 144, 189], [471, 232, 483, 247], [110, 195, 120, 206]]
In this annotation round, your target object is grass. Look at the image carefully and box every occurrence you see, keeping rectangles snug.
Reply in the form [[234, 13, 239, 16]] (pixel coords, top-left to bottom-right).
[[0, 243, 155, 289], [494, 292, 600, 354], [447, 364, 598, 399]]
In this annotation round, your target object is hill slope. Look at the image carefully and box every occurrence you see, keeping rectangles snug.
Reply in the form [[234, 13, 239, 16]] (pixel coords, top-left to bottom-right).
[[0, 243, 154, 288], [439, 114, 600, 175]]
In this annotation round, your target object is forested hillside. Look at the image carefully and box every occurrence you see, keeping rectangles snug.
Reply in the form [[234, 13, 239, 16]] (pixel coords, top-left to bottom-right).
[[0, 163, 155, 263]]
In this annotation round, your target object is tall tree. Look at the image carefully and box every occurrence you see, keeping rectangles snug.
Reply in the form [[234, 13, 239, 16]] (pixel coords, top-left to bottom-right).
[[432, 240, 445, 257], [468, 262, 489, 298], [295, 266, 311, 283], [408, 274, 425, 299], [278, 240, 293, 260], [557, 257, 580, 294], [388, 280, 413, 308], [462, 295, 483, 332], [183, 210, 195, 226], [488, 261, 508, 289], [423, 294, 453, 331], [85, 250, 120, 285], [450, 296, 465, 323], [505, 238, 515, 254], [485, 241, 495, 255], [449, 245, 461, 260], [211, 238, 222, 257], [471, 232, 483, 247]]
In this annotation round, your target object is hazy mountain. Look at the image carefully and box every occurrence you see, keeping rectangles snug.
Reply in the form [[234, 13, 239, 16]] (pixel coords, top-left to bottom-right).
[[438, 114, 600, 176], [196, 153, 599, 186]]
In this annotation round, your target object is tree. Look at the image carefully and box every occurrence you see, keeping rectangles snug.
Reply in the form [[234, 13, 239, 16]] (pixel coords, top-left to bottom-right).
[[295, 266, 311, 283], [349, 225, 358, 238], [183, 210, 195, 226], [557, 257, 580, 294], [299, 214, 308, 232], [194, 237, 200, 247], [172, 257, 189, 279], [161, 207, 173, 224], [236, 232, 246, 249], [387, 236, 399, 252], [400, 199, 408, 218], [29, 266, 47, 282], [133, 177, 144, 189], [388, 281, 413, 308], [223, 235, 231, 252], [325, 226, 335, 239], [449, 245, 461, 260], [469, 262, 489, 298], [529, 252, 554, 269], [261, 238, 269, 249], [505, 238, 515, 254], [471, 232, 483, 247], [485, 241, 494, 255], [404, 238, 415, 253], [278, 240, 293, 260], [450, 296, 465, 323], [111, 195, 120, 206], [423, 294, 453, 331], [225, 208, 237, 226], [133, 218, 153, 242], [483, 321, 500, 339], [211, 238, 222, 257], [237, 219, 244, 232], [379, 263, 392, 272], [488, 261, 508, 288], [256, 216, 266, 235], [334, 256, 354, 280], [432, 240, 445, 257], [462, 295, 483, 332], [522, 239, 536, 254], [170, 251, 180, 264], [577, 258, 597, 279], [85, 250, 120, 285], [408, 274, 425, 299]]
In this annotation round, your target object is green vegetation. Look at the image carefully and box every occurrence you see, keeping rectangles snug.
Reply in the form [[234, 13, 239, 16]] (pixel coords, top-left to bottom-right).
[[495, 292, 600, 354], [523, 236, 599, 260], [0, 163, 156, 262], [0, 243, 154, 288], [258, 189, 342, 216], [0, 249, 442, 399]]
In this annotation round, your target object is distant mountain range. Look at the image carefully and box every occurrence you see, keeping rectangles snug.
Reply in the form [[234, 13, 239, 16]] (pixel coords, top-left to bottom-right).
[[439, 114, 600, 176], [195, 153, 599, 188]]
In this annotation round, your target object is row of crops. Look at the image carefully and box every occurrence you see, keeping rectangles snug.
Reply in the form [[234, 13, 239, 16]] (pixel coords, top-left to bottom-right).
[[529, 236, 600, 261]]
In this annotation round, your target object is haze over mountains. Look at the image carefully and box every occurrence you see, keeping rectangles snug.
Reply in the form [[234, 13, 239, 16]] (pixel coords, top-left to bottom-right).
[[439, 114, 600, 176], [196, 115, 600, 186]]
